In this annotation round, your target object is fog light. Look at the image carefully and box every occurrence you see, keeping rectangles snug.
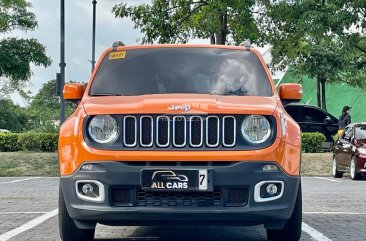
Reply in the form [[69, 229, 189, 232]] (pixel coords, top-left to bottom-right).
[[75, 180, 105, 203], [364, 163, 366, 169], [254, 180, 284, 203], [82, 184, 94, 195], [263, 164, 278, 172], [266, 184, 278, 195]]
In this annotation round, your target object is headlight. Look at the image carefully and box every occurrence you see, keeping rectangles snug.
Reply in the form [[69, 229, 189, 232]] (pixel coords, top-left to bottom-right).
[[359, 148, 366, 155], [241, 115, 271, 144], [88, 115, 119, 144]]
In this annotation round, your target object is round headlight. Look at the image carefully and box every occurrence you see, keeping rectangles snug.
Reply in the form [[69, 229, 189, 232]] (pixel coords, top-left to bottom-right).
[[88, 115, 119, 144], [241, 115, 271, 144]]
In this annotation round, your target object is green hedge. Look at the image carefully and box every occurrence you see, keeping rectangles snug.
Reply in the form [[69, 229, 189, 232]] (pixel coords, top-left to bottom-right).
[[0, 133, 22, 152], [301, 132, 326, 153], [0, 132, 58, 152], [0, 131, 327, 153]]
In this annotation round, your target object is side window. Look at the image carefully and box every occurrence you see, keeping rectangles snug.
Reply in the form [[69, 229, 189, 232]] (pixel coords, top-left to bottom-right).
[[355, 126, 366, 139], [303, 107, 327, 123], [285, 106, 301, 122]]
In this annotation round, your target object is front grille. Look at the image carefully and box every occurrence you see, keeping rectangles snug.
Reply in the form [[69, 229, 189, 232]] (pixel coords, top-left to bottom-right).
[[225, 188, 249, 207], [122, 115, 236, 149], [110, 188, 133, 206], [136, 188, 223, 207], [110, 187, 249, 207]]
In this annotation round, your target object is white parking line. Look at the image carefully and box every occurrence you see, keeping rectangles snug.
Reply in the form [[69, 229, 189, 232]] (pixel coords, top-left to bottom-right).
[[0, 209, 58, 241], [304, 211, 366, 215], [312, 177, 342, 183], [0, 177, 42, 184], [0, 212, 47, 214], [302, 222, 332, 241]]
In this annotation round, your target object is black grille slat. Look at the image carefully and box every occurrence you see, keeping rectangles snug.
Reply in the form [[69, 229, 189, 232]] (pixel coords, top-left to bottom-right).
[[157, 116, 170, 147], [206, 116, 219, 147], [124, 116, 137, 147], [140, 116, 153, 147], [223, 116, 236, 147], [190, 116, 203, 147], [173, 116, 186, 147]]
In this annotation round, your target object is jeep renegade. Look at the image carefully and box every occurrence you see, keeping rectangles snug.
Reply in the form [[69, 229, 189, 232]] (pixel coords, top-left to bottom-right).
[[59, 43, 303, 241]]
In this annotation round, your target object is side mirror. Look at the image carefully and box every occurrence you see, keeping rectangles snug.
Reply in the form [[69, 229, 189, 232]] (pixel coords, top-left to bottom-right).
[[279, 84, 303, 101], [63, 83, 84, 102], [325, 116, 333, 124]]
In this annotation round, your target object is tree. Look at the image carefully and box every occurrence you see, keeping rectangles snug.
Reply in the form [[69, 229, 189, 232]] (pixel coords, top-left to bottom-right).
[[0, 0, 51, 99], [0, 99, 28, 132], [112, 0, 261, 45], [28, 79, 73, 132], [258, 0, 366, 110]]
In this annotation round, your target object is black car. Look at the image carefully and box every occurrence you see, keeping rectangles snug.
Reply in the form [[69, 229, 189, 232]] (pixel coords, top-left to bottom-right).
[[284, 103, 339, 151]]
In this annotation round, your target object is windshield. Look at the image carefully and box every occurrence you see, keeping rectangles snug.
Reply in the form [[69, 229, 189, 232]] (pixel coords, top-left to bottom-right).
[[355, 125, 366, 140], [90, 48, 272, 97]]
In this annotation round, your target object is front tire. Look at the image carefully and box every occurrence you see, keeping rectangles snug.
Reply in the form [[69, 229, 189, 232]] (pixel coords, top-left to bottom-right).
[[332, 157, 343, 178], [350, 157, 361, 180], [266, 184, 302, 241], [59, 185, 95, 241]]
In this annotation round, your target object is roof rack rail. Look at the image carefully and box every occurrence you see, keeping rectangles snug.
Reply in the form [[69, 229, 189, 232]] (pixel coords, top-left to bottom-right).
[[239, 40, 251, 50], [112, 41, 126, 50]]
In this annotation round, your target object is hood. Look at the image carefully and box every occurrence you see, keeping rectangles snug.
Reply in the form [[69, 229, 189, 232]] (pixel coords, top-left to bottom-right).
[[82, 94, 279, 116]]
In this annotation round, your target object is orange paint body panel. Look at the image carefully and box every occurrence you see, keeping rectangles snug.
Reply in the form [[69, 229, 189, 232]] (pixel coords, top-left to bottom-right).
[[58, 44, 301, 176]]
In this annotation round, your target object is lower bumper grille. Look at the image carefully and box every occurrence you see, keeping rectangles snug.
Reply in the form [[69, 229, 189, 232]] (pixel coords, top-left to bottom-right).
[[110, 187, 249, 208], [136, 188, 223, 207]]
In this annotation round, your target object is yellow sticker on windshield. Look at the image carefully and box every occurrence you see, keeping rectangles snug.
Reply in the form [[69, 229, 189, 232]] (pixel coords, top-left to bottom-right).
[[109, 51, 126, 60]]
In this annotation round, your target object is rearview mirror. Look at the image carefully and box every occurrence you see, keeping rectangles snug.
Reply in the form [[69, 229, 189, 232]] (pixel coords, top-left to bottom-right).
[[279, 84, 303, 101], [63, 83, 84, 102]]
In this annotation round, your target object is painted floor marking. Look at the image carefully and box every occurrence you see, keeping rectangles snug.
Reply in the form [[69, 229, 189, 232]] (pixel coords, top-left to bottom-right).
[[304, 211, 366, 215], [0, 209, 58, 241], [312, 177, 342, 183], [302, 222, 332, 241], [0, 177, 42, 184], [0, 212, 47, 214]]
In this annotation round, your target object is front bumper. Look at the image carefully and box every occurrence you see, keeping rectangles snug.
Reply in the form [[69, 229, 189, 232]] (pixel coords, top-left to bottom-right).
[[356, 154, 366, 176], [60, 161, 300, 229]]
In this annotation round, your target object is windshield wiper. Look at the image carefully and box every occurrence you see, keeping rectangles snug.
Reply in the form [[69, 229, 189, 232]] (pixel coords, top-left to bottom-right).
[[210, 90, 247, 96], [91, 93, 123, 96]]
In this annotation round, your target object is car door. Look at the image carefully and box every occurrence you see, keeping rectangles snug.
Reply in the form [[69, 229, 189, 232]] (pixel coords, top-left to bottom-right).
[[334, 127, 348, 171], [343, 126, 354, 169], [339, 127, 353, 169]]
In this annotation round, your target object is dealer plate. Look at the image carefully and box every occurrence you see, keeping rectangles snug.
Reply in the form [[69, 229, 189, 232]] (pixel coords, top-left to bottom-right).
[[141, 169, 208, 191]]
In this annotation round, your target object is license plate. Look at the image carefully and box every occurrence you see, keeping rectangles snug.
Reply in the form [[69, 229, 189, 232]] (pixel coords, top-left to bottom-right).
[[141, 169, 208, 191]]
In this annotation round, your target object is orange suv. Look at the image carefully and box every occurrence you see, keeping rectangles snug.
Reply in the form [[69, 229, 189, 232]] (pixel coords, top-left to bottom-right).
[[58, 43, 303, 241]]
